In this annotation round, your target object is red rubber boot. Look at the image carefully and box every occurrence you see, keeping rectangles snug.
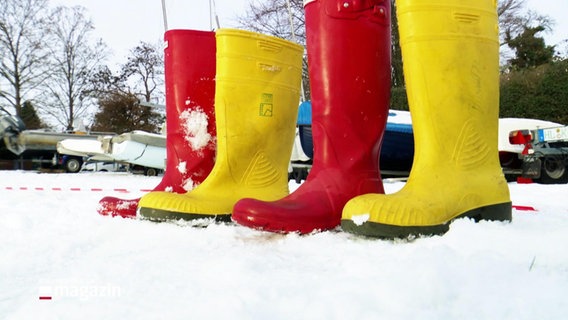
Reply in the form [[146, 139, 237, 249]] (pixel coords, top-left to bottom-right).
[[97, 30, 216, 218], [232, 0, 391, 233]]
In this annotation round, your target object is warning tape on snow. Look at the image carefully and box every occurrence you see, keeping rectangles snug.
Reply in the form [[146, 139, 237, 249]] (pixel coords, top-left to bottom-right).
[[2, 186, 153, 193], [512, 205, 537, 212]]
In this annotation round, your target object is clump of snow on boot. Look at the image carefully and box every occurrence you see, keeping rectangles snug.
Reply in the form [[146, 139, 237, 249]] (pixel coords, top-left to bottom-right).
[[351, 213, 370, 226], [177, 161, 187, 174], [182, 177, 195, 191], [180, 108, 211, 151], [175, 156, 199, 191]]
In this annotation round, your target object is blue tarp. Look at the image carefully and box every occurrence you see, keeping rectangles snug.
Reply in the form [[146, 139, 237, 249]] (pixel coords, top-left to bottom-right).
[[386, 122, 413, 134], [297, 101, 312, 126], [297, 101, 413, 134]]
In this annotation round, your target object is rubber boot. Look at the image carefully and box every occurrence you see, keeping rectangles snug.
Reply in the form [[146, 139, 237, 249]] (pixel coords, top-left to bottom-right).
[[138, 29, 303, 222], [97, 30, 216, 218], [232, 0, 391, 233], [341, 0, 512, 238]]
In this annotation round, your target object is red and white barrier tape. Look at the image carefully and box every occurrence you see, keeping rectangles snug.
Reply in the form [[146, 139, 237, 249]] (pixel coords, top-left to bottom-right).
[[2, 186, 152, 193]]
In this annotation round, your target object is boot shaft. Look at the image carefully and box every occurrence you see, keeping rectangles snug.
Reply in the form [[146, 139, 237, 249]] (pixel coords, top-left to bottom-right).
[[162, 30, 216, 189], [304, 0, 391, 172], [164, 30, 216, 136], [397, 0, 500, 168], [210, 29, 304, 188]]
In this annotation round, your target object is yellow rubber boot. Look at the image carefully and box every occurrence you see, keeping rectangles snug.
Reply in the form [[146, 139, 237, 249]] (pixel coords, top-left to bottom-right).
[[138, 29, 303, 222], [341, 0, 512, 238]]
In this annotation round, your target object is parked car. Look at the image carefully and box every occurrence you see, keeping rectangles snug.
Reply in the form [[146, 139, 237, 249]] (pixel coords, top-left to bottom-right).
[[83, 161, 125, 173]]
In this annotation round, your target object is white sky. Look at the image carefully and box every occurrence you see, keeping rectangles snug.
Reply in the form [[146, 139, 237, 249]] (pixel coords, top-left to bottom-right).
[[52, 0, 567, 67], [51, 0, 249, 67]]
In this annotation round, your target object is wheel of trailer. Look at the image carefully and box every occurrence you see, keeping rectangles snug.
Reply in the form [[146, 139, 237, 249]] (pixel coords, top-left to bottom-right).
[[145, 167, 158, 176], [535, 155, 568, 184], [64, 157, 83, 173]]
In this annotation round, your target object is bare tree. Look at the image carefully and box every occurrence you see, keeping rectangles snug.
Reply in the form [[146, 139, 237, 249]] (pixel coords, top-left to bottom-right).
[[41, 6, 109, 131], [498, 0, 527, 43], [89, 43, 164, 133], [122, 41, 164, 104], [0, 0, 51, 117], [238, 0, 305, 44], [88, 65, 132, 98], [498, 0, 554, 48], [497, 0, 555, 64]]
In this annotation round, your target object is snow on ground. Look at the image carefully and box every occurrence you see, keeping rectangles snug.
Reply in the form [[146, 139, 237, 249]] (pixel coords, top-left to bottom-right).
[[1, 170, 567, 319]]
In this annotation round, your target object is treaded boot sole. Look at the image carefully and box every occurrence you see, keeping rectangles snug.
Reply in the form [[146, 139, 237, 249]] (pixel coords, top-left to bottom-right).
[[139, 207, 232, 223], [341, 202, 512, 238]]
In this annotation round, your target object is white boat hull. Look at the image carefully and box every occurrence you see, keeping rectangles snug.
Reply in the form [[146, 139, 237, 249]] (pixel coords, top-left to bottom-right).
[[57, 131, 166, 169]]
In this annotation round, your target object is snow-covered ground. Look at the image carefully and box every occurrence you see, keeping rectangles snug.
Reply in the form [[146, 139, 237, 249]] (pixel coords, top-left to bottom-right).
[[1, 170, 567, 319]]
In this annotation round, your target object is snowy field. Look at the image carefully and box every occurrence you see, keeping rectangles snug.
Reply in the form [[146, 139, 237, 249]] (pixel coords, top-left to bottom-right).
[[1, 170, 567, 319]]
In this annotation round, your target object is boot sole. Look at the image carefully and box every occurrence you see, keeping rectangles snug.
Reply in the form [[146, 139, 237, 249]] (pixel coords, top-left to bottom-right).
[[341, 202, 512, 238], [139, 207, 232, 224]]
